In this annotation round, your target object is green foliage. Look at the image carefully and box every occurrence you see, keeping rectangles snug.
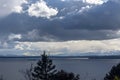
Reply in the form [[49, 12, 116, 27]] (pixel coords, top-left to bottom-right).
[[32, 51, 57, 80], [104, 63, 120, 80], [114, 76, 120, 80]]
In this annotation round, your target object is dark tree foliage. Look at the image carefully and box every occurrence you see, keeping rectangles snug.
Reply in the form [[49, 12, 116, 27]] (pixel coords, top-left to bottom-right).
[[32, 51, 57, 80], [104, 63, 120, 80], [21, 64, 33, 80], [54, 70, 80, 80], [31, 51, 80, 80], [0, 75, 4, 80]]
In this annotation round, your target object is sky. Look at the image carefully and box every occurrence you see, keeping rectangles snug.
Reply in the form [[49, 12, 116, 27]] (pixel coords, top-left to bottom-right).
[[0, 0, 120, 56]]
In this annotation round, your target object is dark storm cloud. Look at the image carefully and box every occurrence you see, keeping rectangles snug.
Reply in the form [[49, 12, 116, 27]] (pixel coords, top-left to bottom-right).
[[65, 1, 120, 30], [0, 0, 120, 41]]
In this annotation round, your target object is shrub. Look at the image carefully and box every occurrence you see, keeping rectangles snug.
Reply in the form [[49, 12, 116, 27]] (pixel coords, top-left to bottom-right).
[[104, 63, 120, 80]]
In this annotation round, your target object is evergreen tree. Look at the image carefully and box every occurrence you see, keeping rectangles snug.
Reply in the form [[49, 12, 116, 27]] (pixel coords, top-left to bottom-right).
[[32, 51, 57, 80], [54, 70, 80, 80], [114, 76, 120, 80], [31, 51, 80, 80], [104, 63, 120, 80]]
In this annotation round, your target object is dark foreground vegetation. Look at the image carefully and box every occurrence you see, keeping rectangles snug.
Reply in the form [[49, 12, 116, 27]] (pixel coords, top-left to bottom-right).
[[23, 51, 80, 80], [1, 51, 120, 80], [22, 51, 120, 80], [104, 63, 120, 80]]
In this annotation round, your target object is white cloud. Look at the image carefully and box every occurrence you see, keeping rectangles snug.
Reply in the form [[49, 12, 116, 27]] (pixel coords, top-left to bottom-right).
[[12, 0, 28, 13], [13, 6, 23, 13], [28, 0, 58, 18], [0, 37, 120, 56], [82, 0, 108, 5], [60, 0, 82, 2], [78, 5, 92, 13], [0, 0, 58, 18], [61, 0, 66, 1], [59, 16, 65, 19], [60, 0, 108, 4], [14, 38, 120, 56], [0, 0, 27, 17], [60, 0, 107, 16], [8, 33, 22, 40]]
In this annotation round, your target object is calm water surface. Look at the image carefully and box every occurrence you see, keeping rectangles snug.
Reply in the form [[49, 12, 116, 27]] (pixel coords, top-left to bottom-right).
[[0, 59, 120, 80]]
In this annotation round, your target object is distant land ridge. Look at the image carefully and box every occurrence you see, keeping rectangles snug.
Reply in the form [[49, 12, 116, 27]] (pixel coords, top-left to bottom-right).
[[0, 55, 120, 60]]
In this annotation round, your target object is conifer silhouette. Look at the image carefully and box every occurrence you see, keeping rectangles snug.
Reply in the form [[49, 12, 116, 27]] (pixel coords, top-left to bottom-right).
[[32, 51, 57, 80], [104, 63, 120, 80]]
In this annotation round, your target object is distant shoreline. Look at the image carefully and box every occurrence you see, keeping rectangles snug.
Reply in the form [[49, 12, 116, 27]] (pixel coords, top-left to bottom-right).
[[0, 55, 120, 60]]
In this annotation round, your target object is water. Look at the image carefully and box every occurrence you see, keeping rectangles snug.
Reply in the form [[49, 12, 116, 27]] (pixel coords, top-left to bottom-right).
[[0, 58, 120, 80]]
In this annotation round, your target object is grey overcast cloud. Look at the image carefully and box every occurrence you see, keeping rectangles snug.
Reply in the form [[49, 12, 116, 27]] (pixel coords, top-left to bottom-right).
[[0, 0, 120, 56]]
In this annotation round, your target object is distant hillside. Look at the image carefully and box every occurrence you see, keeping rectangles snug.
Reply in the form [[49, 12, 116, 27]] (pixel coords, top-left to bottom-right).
[[0, 55, 120, 60]]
